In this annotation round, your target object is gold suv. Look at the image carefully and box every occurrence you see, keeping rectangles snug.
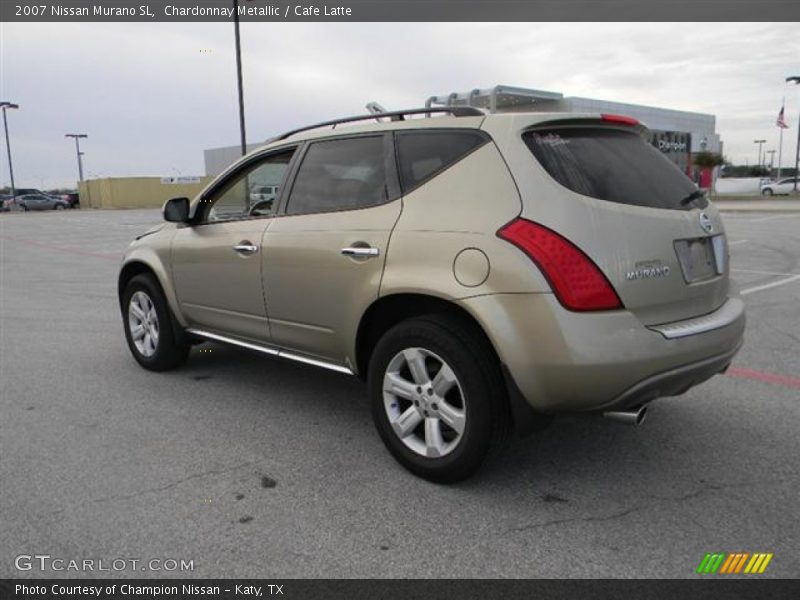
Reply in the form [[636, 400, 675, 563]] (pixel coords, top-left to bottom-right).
[[118, 108, 745, 482]]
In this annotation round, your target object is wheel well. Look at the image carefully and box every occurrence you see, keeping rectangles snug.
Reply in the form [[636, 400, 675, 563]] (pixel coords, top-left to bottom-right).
[[355, 294, 497, 380], [118, 262, 157, 308]]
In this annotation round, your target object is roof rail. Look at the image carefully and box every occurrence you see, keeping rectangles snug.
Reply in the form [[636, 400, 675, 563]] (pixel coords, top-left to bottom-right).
[[275, 107, 485, 141]]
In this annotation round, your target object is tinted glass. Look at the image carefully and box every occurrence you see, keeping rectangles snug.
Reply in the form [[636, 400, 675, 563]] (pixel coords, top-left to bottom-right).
[[523, 128, 702, 210], [396, 130, 487, 191], [205, 149, 295, 222], [286, 136, 387, 215]]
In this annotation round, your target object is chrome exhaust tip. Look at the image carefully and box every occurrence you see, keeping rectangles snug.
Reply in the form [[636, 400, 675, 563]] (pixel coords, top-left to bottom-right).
[[603, 405, 647, 426]]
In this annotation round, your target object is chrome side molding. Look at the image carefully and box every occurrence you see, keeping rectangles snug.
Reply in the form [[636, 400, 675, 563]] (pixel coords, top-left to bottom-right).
[[186, 328, 354, 375]]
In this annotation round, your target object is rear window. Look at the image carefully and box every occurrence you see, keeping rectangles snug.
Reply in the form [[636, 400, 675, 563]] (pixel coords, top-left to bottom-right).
[[396, 130, 488, 192], [523, 127, 703, 210]]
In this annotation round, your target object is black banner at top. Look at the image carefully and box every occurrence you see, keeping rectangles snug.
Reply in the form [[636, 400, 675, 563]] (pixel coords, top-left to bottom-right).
[[2, 0, 800, 22]]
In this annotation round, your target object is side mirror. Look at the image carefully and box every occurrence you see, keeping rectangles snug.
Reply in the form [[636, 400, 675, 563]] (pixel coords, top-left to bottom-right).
[[163, 197, 190, 223]]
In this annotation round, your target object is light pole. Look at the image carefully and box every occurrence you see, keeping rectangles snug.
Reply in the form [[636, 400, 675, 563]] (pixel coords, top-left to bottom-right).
[[0, 101, 19, 199], [753, 139, 766, 172], [233, 0, 247, 157], [787, 76, 800, 193], [767, 149, 776, 176], [65, 133, 87, 182]]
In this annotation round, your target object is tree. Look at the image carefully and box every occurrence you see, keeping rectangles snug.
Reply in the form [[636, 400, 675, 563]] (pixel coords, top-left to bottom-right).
[[692, 151, 725, 170], [692, 152, 726, 194]]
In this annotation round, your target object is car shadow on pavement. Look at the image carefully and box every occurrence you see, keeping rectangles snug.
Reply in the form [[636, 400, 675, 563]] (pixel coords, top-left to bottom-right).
[[174, 341, 764, 502]]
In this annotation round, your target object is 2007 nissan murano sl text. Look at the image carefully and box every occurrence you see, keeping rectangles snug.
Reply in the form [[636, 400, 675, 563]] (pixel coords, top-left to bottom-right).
[[118, 107, 745, 482]]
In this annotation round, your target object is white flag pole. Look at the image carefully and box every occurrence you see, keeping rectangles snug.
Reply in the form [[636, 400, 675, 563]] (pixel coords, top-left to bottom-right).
[[777, 96, 785, 180]]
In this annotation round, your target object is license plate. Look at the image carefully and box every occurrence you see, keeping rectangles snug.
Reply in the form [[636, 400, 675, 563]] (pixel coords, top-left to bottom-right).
[[674, 235, 724, 283]]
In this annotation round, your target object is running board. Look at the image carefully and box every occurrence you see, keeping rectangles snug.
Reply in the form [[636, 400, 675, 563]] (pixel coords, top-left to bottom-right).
[[186, 328, 354, 375]]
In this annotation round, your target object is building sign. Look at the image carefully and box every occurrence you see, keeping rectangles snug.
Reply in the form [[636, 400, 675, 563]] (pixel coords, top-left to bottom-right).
[[650, 130, 692, 175], [161, 176, 202, 184]]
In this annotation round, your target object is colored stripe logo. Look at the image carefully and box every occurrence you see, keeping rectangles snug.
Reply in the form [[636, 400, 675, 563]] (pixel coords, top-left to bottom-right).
[[696, 552, 773, 574]]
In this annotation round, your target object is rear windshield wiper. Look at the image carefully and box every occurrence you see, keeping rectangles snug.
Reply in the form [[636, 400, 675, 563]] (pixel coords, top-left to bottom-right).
[[680, 189, 707, 206]]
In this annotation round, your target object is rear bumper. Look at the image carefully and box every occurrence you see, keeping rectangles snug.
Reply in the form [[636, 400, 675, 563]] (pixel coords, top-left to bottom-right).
[[593, 337, 742, 413], [459, 293, 745, 414]]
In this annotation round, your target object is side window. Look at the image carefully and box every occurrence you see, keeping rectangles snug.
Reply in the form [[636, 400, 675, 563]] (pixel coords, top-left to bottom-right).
[[204, 149, 295, 222], [286, 136, 387, 216], [395, 130, 488, 192]]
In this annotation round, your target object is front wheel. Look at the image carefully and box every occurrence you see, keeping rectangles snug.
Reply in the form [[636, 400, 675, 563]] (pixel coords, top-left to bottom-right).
[[368, 315, 510, 483], [55, 204, 65, 210], [122, 274, 189, 371], [761, 188, 773, 196]]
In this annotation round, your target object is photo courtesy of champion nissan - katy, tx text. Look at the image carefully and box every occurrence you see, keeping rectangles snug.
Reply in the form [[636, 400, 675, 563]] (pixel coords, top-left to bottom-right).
[[117, 107, 745, 483]]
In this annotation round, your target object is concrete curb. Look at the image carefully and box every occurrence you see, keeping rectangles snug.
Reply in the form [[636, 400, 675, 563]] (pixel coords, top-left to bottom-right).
[[713, 200, 800, 213]]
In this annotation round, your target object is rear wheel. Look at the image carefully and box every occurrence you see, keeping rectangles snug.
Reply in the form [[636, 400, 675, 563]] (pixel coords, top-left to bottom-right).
[[368, 315, 510, 483], [20, 204, 28, 212], [122, 274, 189, 371], [761, 188, 773, 196], [55, 204, 65, 210]]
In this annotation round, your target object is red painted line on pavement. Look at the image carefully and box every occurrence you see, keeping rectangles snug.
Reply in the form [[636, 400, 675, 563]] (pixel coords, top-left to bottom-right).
[[0, 234, 120, 261], [727, 367, 800, 390]]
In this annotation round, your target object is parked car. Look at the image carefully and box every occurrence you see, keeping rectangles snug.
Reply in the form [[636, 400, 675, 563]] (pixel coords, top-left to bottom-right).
[[0, 194, 12, 212], [16, 193, 70, 211], [761, 177, 799, 196], [62, 192, 80, 208], [118, 108, 745, 482]]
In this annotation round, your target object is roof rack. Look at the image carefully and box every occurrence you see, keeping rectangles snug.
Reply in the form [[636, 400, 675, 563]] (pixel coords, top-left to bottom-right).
[[275, 107, 485, 141]]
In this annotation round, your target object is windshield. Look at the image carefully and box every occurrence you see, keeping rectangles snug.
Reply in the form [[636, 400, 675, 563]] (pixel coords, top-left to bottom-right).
[[523, 127, 704, 211]]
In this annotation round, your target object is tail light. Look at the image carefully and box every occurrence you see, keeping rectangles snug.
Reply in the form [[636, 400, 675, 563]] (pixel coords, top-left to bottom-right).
[[601, 113, 639, 126], [497, 218, 622, 311]]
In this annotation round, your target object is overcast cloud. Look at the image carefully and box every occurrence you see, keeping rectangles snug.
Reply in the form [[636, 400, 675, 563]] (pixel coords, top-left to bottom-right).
[[1, 21, 798, 188]]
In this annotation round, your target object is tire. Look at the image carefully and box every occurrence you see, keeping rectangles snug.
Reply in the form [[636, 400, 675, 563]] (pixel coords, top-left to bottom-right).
[[761, 188, 773, 196], [368, 314, 511, 483], [121, 273, 189, 371], [20, 204, 28, 212], [55, 204, 65, 210]]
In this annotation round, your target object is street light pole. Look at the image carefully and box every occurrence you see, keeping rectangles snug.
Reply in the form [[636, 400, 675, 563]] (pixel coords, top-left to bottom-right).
[[753, 139, 766, 172], [65, 133, 88, 182], [0, 101, 19, 199], [787, 76, 800, 193], [767, 150, 776, 176], [233, 0, 247, 157]]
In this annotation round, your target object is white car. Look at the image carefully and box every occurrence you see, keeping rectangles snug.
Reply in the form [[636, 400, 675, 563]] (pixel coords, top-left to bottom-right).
[[761, 177, 799, 196]]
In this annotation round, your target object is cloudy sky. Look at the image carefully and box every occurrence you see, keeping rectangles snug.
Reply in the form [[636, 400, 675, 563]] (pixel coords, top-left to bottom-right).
[[1, 21, 799, 189]]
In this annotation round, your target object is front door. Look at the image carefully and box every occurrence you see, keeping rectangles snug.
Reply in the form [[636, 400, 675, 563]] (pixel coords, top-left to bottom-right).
[[171, 148, 296, 343], [262, 134, 401, 365]]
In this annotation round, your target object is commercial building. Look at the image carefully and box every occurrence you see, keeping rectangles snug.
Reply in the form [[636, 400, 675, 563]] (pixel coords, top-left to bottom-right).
[[203, 84, 722, 185], [427, 85, 721, 184]]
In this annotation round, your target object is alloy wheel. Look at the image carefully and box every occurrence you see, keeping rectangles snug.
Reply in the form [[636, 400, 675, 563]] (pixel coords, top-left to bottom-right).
[[382, 347, 466, 458], [128, 290, 160, 357]]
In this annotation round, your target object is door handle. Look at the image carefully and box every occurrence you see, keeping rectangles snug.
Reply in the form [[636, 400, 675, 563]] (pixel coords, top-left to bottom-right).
[[341, 246, 380, 258], [233, 241, 259, 255]]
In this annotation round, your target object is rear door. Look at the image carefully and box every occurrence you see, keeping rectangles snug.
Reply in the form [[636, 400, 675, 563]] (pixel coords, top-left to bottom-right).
[[27, 195, 46, 210], [515, 121, 729, 325], [261, 133, 401, 364]]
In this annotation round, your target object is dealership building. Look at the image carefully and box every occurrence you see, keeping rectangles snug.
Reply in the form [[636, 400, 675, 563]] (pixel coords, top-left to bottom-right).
[[204, 84, 722, 184]]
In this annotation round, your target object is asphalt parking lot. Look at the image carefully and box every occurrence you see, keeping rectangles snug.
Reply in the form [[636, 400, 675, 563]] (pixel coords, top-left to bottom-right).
[[1, 207, 799, 579]]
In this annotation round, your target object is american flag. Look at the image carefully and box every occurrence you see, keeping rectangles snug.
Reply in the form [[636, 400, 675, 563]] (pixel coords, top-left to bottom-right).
[[777, 105, 789, 129]]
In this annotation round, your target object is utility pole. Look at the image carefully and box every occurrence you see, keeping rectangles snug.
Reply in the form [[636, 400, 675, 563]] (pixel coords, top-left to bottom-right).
[[0, 102, 19, 198], [65, 134, 88, 182], [233, 0, 247, 157], [787, 76, 800, 193]]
